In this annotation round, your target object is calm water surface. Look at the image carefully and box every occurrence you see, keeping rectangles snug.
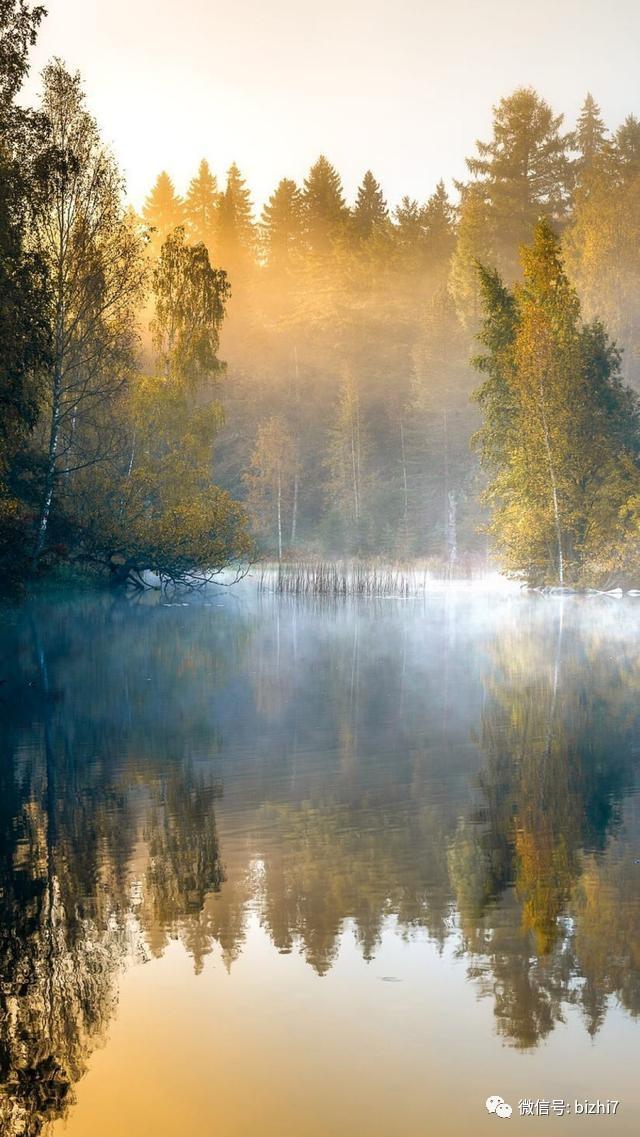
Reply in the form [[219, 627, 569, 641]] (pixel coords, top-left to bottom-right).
[[1, 584, 639, 1135]]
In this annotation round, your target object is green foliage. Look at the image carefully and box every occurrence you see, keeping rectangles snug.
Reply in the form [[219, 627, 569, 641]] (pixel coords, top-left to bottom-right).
[[0, 0, 50, 591], [151, 226, 229, 385], [474, 220, 640, 585], [464, 88, 572, 279], [73, 232, 252, 586]]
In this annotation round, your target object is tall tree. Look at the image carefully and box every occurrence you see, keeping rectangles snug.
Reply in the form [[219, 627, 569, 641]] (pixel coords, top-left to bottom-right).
[[216, 162, 256, 290], [302, 155, 348, 254], [261, 177, 304, 274], [464, 88, 572, 279], [76, 228, 251, 586], [613, 114, 640, 180], [573, 93, 610, 185], [474, 220, 640, 586], [352, 170, 388, 240], [325, 371, 370, 553], [449, 183, 494, 327], [142, 170, 184, 258], [421, 179, 456, 281], [29, 61, 147, 567], [151, 225, 228, 386], [184, 158, 219, 257], [244, 416, 299, 559], [0, 0, 50, 587]]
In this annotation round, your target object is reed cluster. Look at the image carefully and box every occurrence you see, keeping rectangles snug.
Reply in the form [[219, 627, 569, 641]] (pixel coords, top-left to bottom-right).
[[256, 561, 431, 597]]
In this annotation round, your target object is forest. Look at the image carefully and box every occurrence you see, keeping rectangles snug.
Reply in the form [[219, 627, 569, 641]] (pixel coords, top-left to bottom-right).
[[3, 1, 640, 591]]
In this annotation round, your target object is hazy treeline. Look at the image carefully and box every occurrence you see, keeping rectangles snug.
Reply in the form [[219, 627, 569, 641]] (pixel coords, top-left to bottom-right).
[[139, 89, 640, 566]]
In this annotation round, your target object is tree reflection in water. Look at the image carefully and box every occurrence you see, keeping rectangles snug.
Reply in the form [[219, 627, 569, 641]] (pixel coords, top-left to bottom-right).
[[0, 590, 638, 1132]]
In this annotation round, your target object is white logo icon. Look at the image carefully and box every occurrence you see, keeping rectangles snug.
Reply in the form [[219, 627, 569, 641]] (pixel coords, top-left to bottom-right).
[[486, 1096, 512, 1119]]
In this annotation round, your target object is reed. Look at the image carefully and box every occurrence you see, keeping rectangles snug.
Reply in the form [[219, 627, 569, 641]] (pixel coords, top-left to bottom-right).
[[256, 560, 435, 597]]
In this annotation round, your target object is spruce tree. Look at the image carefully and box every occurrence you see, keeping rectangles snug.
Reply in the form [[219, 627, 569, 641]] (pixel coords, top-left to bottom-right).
[[464, 88, 572, 278], [352, 170, 388, 240], [614, 115, 640, 180], [302, 155, 348, 253], [474, 219, 640, 586], [216, 162, 256, 288], [421, 180, 456, 277], [574, 93, 610, 178], [142, 171, 184, 258], [184, 158, 219, 257], [261, 177, 304, 272]]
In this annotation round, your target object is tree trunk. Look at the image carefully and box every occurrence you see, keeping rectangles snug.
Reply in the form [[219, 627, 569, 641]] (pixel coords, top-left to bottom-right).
[[538, 379, 564, 585], [33, 243, 66, 570], [32, 358, 62, 569]]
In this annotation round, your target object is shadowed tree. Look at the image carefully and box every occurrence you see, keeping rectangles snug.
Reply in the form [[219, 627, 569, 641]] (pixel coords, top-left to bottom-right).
[[0, 0, 50, 588], [29, 61, 147, 569]]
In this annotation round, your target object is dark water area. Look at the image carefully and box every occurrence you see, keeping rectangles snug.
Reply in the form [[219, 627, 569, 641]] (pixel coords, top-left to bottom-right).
[[1, 584, 639, 1135]]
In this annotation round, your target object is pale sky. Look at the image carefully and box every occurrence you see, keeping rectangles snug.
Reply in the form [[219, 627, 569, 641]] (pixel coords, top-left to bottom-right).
[[21, 0, 640, 212]]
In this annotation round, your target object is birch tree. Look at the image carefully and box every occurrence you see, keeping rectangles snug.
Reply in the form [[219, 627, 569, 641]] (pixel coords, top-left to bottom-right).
[[325, 372, 370, 553], [29, 60, 146, 567], [244, 416, 299, 559]]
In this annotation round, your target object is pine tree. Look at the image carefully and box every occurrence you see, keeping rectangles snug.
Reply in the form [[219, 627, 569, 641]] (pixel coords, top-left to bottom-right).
[[352, 170, 388, 240], [464, 88, 572, 279], [184, 159, 219, 257], [261, 177, 304, 272], [302, 155, 348, 254], [142, 171, 184, 258], [216, 162, 256, 289]]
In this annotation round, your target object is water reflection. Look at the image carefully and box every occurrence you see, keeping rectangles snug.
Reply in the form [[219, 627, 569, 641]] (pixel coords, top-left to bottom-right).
[[0, 589, 639, 1133]]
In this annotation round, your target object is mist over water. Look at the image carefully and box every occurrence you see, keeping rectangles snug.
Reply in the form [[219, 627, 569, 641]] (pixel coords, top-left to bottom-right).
[[1, 584, 639, 1135]]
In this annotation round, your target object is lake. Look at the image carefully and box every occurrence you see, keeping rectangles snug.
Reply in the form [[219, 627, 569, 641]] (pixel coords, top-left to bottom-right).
[[1, 583, 639, 1135]]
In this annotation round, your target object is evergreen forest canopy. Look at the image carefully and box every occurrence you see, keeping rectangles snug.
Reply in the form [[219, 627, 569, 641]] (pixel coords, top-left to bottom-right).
[[3, 2, 640, 590]]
